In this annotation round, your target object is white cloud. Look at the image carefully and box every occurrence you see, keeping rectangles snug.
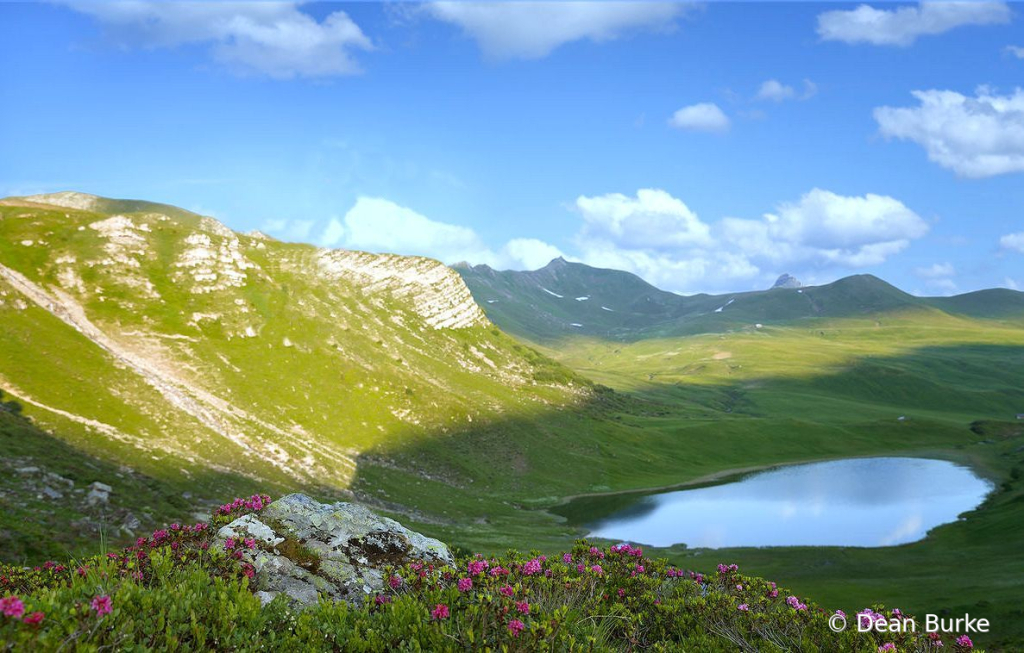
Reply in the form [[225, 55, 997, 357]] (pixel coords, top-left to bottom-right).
[[817, 2, 1011, 47], [915, 262, 955, 278], [765, 188, 928, 257], [263, 218, 313, 242], [281, 188, 927, 294], [575, 189, 712, 250], [874, 87, 1024, 178], [755, 79, 818, 102], [500, 238, 566, 270], [927, 278, 959, 294], [568, 188, 926, 293], [65, 2, 373, 78], [311, 197, 563, 271], [756, 80, 795, 102], [1001, 232, 1024, 253], [424, 2, 687, 60], [341, 197, 487, 262], [1007, 45, 1024, 58], [1006, 277, 1020, 290], [668, 103, 730, 132], [318, 217, 345, 247]]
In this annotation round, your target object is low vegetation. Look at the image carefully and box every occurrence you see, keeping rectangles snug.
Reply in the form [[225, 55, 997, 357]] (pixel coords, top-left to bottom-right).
[[0, 496, 980, 651]]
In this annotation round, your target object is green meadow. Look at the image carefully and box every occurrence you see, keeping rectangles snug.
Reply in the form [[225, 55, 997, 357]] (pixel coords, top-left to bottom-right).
[[3, 196, 1024, 647]]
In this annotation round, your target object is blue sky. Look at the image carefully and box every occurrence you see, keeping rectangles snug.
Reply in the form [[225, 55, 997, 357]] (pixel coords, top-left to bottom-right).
[[1, 1, 1023, 295]]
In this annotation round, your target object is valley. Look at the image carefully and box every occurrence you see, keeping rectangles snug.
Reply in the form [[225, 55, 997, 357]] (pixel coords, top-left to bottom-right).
[[2, 193, 1024, 647]]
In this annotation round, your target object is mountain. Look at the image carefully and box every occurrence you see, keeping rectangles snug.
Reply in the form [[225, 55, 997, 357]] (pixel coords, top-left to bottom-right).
[[772, 273, 802, 289], [456, 258, 1024, 342], [0, 192, 599, 557]]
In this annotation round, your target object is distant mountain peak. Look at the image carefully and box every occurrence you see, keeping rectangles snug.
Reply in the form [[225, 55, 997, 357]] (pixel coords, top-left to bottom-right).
[[772, 273, 802, 289]]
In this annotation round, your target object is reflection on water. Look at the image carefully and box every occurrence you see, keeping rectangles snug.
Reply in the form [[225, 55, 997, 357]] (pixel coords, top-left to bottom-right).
[[567, 458, 991, 548]]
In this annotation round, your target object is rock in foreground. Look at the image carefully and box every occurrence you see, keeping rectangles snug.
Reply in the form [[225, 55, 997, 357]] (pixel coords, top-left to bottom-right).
[[216, 493, 453, 607]]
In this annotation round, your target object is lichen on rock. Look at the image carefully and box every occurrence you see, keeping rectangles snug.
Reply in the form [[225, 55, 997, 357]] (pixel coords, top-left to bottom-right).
[[215, 493, 453, 607]]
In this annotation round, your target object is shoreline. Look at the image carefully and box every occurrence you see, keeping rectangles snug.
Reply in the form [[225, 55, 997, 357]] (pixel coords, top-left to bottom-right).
[[544, 449, 994, 510]]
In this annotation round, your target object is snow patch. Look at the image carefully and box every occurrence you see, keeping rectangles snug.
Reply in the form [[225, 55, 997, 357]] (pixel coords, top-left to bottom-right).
[[714, 298, 735, 313], [601, 306, 614, 312], [540, 287, 564, 298], [575, 296, 589, 301], [570, 323, 583, 328]]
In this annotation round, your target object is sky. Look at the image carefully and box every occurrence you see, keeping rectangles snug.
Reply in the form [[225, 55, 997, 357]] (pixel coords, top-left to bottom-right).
[[1, 1, 1023, 296]]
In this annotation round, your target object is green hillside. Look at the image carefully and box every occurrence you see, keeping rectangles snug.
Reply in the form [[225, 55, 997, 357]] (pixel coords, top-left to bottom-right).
[[457, 258, 1024, 342], [0, 192, 596, 557], [4, 194, 1024, 647]]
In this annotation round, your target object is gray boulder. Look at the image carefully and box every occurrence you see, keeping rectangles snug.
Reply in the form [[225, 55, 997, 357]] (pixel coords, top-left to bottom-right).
[[86, 481, 112, 506], [215, 493, 454, 608]]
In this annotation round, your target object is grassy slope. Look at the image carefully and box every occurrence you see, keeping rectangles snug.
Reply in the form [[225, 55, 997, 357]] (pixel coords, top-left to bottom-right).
[[0, 196, 587, 558], [481, 312, 1024, 648], [4, 196, 1024, 646]]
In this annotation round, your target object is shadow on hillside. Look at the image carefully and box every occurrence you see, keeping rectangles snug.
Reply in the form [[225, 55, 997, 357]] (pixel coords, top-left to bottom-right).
[[0, 407, 309, 564], [346, 343, 1024, 525]]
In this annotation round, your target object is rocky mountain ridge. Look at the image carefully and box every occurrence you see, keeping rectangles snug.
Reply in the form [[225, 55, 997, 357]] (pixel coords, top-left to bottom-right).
[[0, 193, 587, 541]]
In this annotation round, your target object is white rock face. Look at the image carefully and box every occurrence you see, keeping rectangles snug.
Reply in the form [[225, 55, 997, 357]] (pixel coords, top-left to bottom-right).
[[21, 191, 100, 211], [174, 232, 258, 294], [317, 250, 487, 330], [87, 215, 158, 297]]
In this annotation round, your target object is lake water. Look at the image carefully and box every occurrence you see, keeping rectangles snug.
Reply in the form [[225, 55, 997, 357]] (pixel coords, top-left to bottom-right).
[[556, 457, 992, 548]]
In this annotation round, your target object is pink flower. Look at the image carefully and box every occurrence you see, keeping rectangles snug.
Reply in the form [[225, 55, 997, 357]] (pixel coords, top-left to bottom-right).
[[617, 589, 625, 598], [457, 577, 473, 592], [0, 596, 25, 618], [224, 538, 236, 550], [22, 611, 44, 626], [507, 619, 525, 637], [244, 538, 257, 550], [389, 575, 402, 589], [91, 595, 112, 617], [431, 603, 450, 620], [577, 564, 585, 573], [955, 635, 973, 649], [735, 584, 743, 591], [468, 560, 488, 576], [374, 595, 391, 606], [738, 603, 749, 612], [562, 553, 572, 564], [878, 644, 897, 652], [591, 565, 603, 575], [522, 558, 542, 576], [242, 564, 255, 579], [499, 585, 515, 598], [515, 601, 530, 615]]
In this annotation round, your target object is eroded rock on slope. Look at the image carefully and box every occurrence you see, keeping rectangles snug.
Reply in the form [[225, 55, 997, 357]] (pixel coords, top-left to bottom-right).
[[216, 493, 453, 607], [0, 191, 585, 525]]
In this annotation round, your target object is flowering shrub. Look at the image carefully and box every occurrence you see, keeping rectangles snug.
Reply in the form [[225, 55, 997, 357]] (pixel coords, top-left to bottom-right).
[[0, 495, 989, 651]]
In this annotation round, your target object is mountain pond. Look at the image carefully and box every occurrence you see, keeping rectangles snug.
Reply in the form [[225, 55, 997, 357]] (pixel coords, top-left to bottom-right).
[[553, 457, 992, 548]]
